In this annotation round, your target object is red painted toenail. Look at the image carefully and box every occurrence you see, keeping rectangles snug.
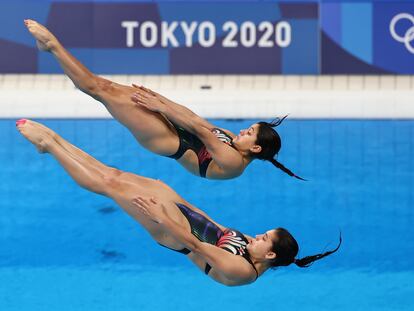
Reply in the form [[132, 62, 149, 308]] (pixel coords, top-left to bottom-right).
[[16, 119, 27, 126]]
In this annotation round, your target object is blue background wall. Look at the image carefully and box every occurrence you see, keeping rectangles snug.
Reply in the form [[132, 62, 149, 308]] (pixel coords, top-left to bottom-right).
[[1, 0, 413, 74]]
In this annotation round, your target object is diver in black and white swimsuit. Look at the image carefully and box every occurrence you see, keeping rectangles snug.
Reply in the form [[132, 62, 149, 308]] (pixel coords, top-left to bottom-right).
[[18, 120, 339, 287]]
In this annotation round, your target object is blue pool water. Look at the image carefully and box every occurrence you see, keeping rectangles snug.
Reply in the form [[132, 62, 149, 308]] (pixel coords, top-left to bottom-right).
[[0, 119, 413, 310]]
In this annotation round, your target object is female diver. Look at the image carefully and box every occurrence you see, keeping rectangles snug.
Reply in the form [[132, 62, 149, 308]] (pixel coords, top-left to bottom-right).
[[24, 19, 303, 180], [16, 119, 338, 286]]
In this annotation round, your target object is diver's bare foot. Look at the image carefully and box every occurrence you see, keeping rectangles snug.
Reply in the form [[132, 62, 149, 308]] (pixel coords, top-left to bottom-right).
[[16, 119, 54, 153], [29, 121, 59, 142], [24, 19, 58, 52]]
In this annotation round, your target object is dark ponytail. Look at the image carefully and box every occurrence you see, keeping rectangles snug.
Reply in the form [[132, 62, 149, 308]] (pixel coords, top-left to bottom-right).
[[271, 228, 342, 269], [269, 115, 288, 127], [270, 159, 306, 181], [294, 233, 342, 268], [255, 116, 305, 181]]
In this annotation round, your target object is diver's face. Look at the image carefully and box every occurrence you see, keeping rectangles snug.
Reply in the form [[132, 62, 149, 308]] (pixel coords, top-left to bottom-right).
[[232, 123, 261, 153], [247, 229, 277, 260]]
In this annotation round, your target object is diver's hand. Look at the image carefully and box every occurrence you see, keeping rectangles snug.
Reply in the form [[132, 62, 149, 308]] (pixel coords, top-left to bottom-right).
[[132, 84, 158, 97], [131, 91, 167, 113], [132, 84, 172, 106], [132, 196, 166, 224]]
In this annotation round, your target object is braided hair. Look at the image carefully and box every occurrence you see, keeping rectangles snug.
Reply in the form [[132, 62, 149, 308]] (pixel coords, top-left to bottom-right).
[[254, 116, 305, 180]]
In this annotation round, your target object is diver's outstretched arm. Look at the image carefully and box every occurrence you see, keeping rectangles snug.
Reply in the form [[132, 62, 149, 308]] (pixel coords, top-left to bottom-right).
[[133, 196, 257, 285], [132, 84, 216, 130], [131, 89, 245, 177]]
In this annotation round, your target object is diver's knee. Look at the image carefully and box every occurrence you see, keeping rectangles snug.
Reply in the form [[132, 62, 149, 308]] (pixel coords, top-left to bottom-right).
[[81, 76, 115, 98], [102, 168, 123, 190], [96, 77, 116, 95]]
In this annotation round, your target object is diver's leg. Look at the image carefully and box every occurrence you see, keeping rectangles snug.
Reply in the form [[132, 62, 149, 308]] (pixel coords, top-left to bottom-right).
[[17, 120, 188, 248], [24, 20, 179, 155]]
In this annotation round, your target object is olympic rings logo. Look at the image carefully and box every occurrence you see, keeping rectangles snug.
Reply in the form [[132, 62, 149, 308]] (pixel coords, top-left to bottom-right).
[[389, 13, 414, 54]]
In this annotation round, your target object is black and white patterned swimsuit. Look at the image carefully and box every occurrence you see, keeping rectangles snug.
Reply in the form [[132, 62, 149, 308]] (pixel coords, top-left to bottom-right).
[[162, 204, 258, 279], [205, 228, 257, 278]]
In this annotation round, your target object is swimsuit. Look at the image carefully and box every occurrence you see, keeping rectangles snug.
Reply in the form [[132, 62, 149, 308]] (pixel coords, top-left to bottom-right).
[[162, 203, 258, 279], [167, 124, 234, 178]]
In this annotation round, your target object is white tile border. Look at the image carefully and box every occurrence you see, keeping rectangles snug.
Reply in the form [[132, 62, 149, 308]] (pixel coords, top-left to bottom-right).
[[0, 74, 413, 119]]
